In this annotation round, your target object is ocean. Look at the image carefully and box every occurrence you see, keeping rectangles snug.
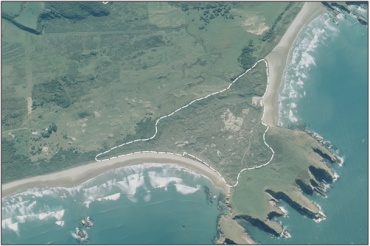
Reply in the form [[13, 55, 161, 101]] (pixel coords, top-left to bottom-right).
[[1, 163, 224, 244], [243, 6, 368, 244]]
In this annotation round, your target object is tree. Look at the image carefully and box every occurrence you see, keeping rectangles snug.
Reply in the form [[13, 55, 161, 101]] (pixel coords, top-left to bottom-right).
[[51, 122, 57, 132], [41, 131, 50, 138]]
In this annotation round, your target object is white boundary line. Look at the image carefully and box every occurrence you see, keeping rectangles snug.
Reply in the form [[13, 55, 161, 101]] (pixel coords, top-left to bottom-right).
[[95, 59, 274, 188]]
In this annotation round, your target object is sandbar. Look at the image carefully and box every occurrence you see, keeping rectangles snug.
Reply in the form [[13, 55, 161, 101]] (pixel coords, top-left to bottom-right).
[[262, 2, 326, 127]]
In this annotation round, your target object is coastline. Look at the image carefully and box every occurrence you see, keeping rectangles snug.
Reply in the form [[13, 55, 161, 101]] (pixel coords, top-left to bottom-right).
[[2, 153, 230, 197], [262, 2, 326, 127], [217, 2, 328, 244], [2, 2, 327, 245]]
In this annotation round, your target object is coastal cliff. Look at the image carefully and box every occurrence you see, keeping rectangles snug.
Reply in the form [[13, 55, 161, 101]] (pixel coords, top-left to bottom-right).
[[321, 1, 368, 26], [231, 126, 340, 240]]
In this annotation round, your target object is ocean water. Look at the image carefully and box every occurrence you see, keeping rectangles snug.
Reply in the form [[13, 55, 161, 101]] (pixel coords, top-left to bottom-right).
[[244, 6, 368, 244], [2, 163, 224, 244]]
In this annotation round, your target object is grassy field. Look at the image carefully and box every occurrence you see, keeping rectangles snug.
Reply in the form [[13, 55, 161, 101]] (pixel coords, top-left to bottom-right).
[[2, 2, 301, 182], [97, 60, 270, 183]]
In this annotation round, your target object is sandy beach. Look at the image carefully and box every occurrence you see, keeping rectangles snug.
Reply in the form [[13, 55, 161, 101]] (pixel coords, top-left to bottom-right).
[[262, 2, 325, 127], [2, 153, 230, 197]]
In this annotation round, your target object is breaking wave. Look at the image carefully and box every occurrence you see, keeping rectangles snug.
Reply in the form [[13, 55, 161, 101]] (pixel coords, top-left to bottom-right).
[[279, 13, 341, 126], [2, 162, 208, 237]]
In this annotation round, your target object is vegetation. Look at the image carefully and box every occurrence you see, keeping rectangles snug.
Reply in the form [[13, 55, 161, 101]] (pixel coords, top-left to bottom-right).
[[1, 2, 305, 187], [32, 78, 71, 109], [45, 2, 110, 20], [78, 111, 92, 119], [2, 138, 98, 182], [260, 2, 294, 42], [98, 62, 270, 183], [40, 123, 57, 138], [32, 75, 104, 110], [169, 2, 235, 30], [258, 2, 303, 57], [238, 41, 257, 70], [134, 118, 155, 139], [2, 139, 33, 182], [1, 97, 27, 129]]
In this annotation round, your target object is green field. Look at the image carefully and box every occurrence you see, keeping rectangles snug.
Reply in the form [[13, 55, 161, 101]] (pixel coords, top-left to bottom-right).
[[2, 2, 302, 182], [97, 60, 271, 183]]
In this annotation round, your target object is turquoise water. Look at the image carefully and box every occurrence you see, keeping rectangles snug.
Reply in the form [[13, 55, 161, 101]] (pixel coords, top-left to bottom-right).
[[245, 7, 368, 244], [2, 163, 223, 244]]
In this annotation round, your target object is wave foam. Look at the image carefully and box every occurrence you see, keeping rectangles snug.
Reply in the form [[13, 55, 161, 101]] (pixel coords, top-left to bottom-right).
[[97, 193, 121, 201], [143, 192, 151, 202], [278, 206, 289, 217], [115, 173, 145, 195], [148, 171, 182, 190], [174, 184, 200, 195], [38, 209, 65, 221], [55, 220, 65, 227], [278, 13, 339, 126], [2, 218, 19, 234]]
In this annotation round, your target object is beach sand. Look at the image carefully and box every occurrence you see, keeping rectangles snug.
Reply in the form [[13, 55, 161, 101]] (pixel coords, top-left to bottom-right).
[[2, 153, 230, 197], [262, 2, 325, 127]]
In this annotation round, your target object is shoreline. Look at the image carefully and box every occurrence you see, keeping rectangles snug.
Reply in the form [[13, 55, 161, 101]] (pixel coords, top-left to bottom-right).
[[2, 3, 326, 245], [2, 153, 230, 197], [262, 2, 326, 127]]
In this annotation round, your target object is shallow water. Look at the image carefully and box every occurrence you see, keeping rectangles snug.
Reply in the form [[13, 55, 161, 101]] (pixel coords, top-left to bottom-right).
[[2, 163, 223, 244]]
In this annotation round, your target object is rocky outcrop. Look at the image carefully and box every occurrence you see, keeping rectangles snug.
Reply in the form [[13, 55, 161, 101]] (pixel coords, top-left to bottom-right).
[[295, 179, 314, 196], [308, 165, 333, 183], [331, 2, 351, 14], [267, 210, 283, 220], [321, 1, 368, 26], [309, 178, 327, 197], [265, 189, 324, 221], [223, 238, 237, 245], [234, 215, 280, 237], [312, 147, 335, 164]]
